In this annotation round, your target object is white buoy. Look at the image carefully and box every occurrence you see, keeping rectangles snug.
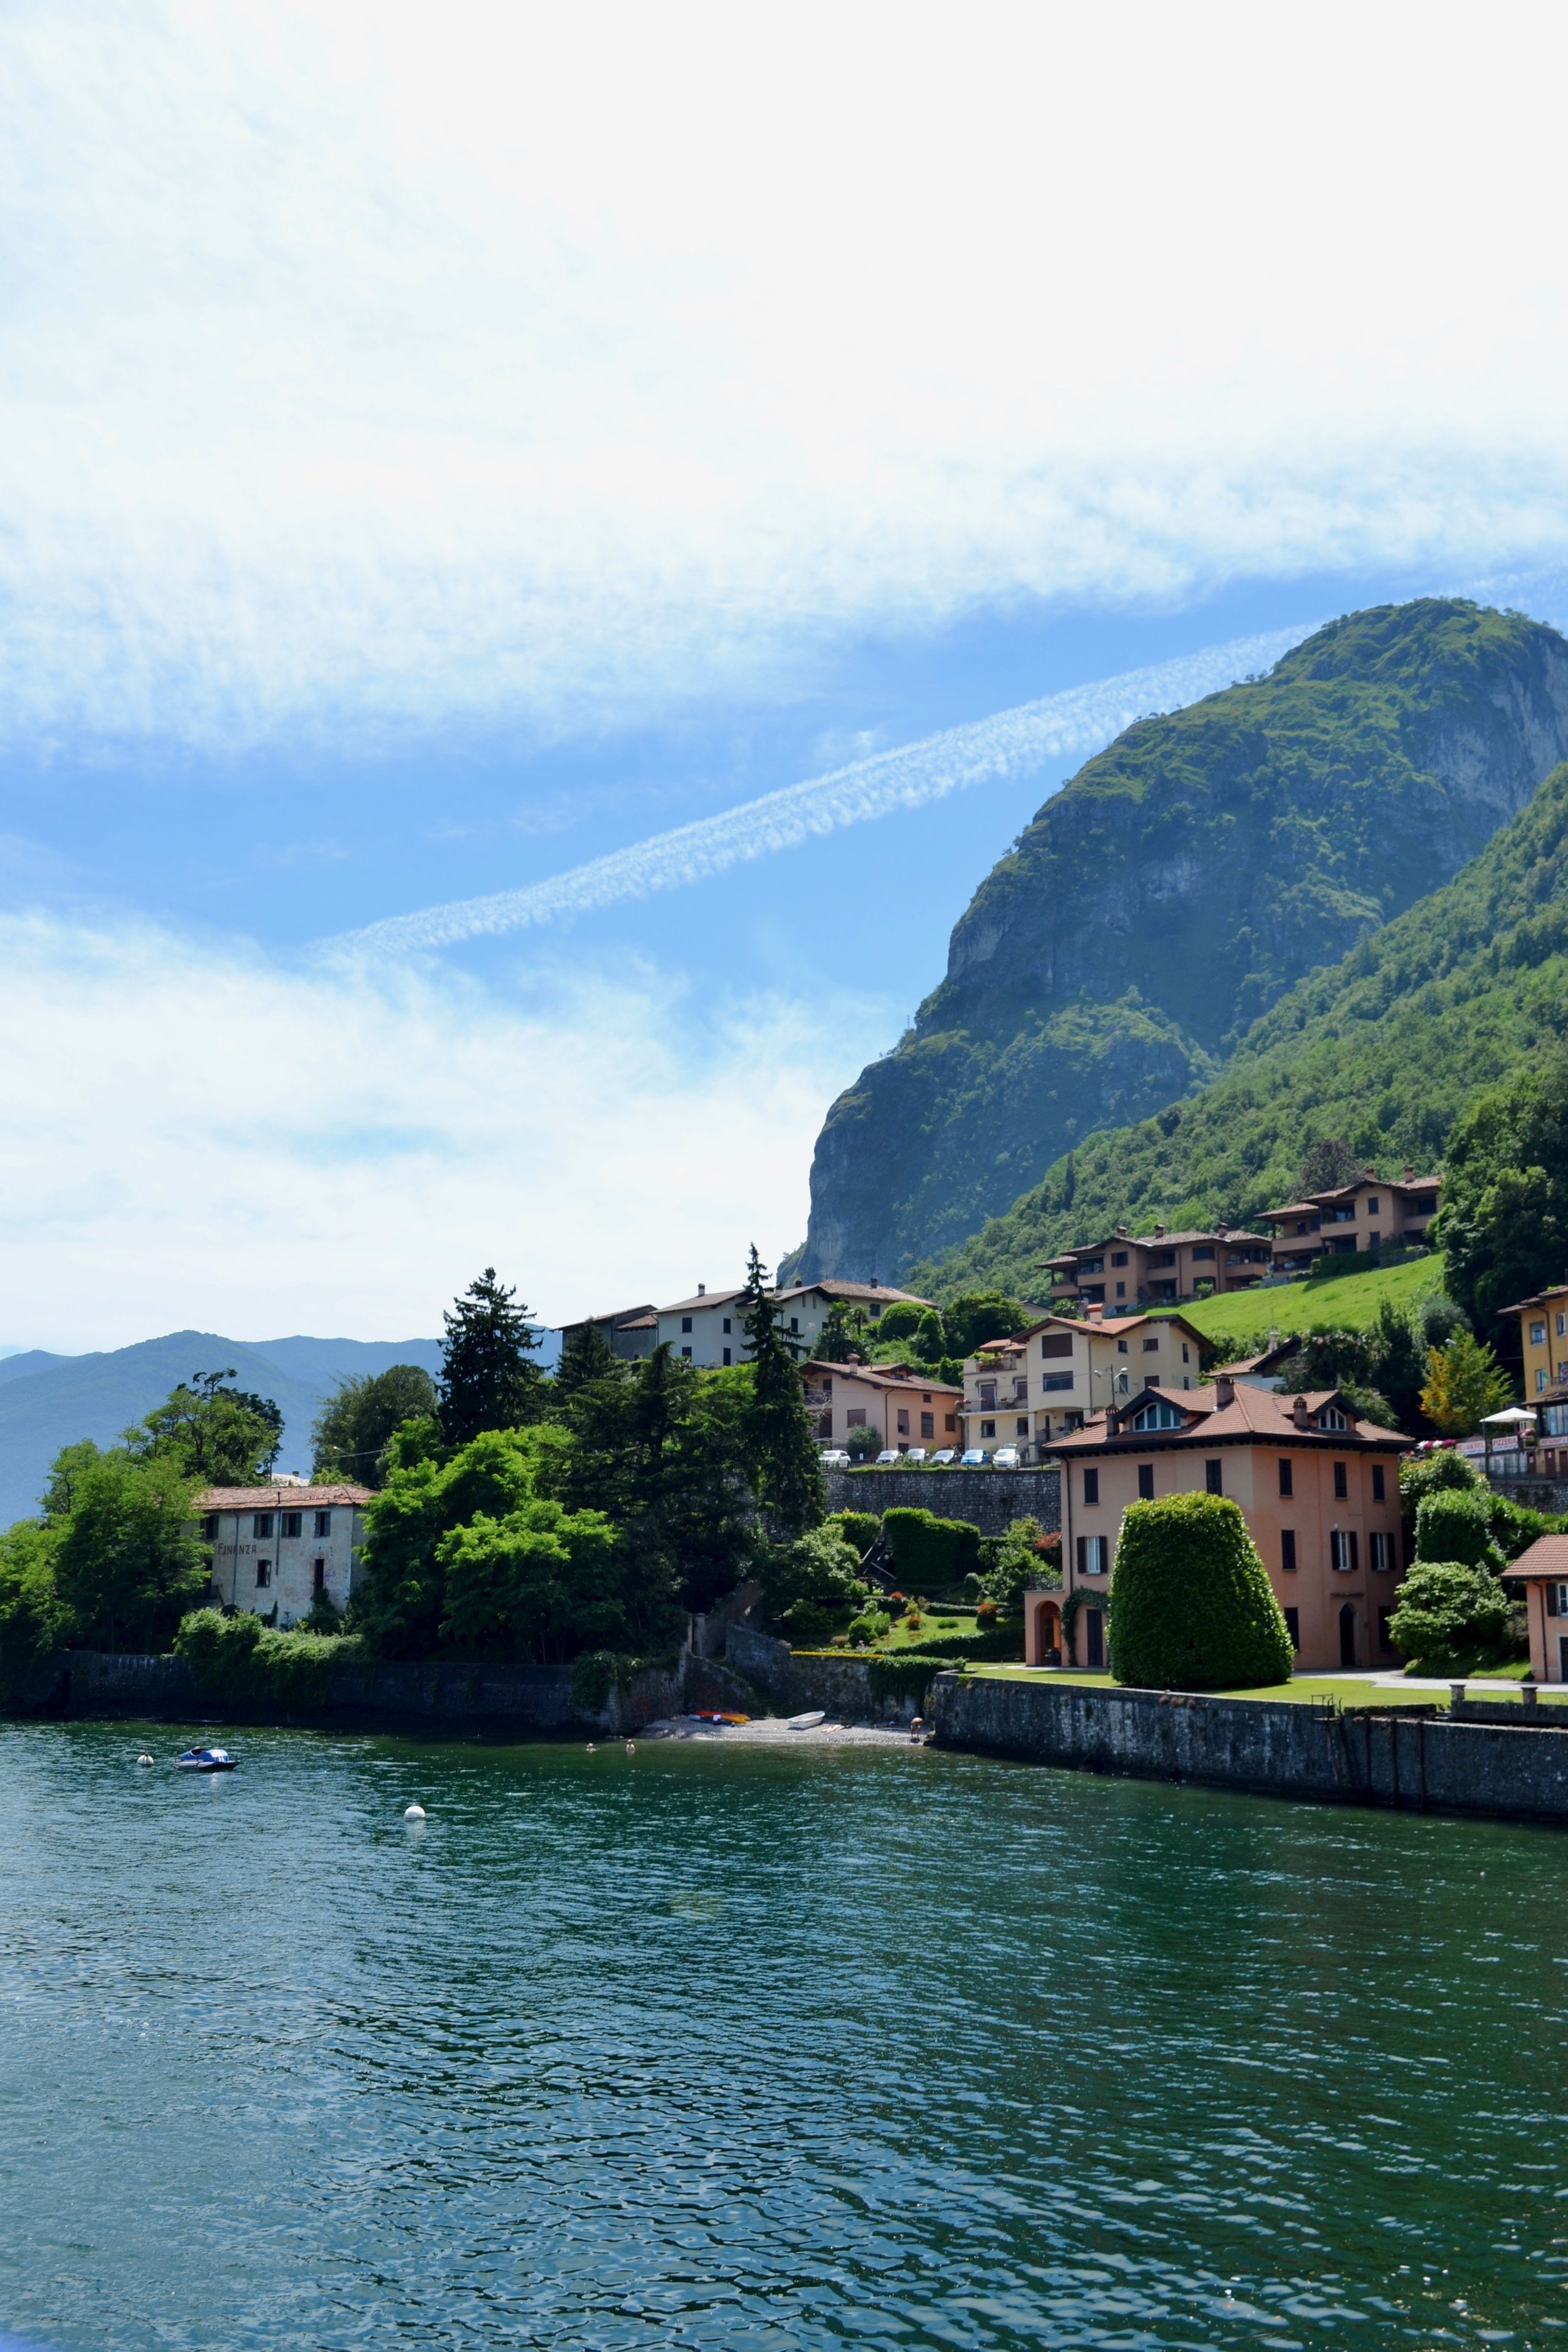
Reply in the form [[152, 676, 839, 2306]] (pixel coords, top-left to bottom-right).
[[625, 1740, 635, 1755], [586, 1742, 595, 1753], [135, 1754, 155, 1766], [403, 1803, 426, 1820]]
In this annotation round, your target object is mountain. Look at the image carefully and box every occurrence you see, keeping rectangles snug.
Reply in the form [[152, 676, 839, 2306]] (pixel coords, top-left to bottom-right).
[[798, 600, 1568, 1283], [911, 754, 1568, 1300], [0, 1331, 445, 1527]]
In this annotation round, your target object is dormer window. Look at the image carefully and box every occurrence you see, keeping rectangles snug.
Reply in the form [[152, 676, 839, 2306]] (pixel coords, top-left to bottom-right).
[[1317, 1406, 1349, 1431], [1129, 1398, 1184, 1430]]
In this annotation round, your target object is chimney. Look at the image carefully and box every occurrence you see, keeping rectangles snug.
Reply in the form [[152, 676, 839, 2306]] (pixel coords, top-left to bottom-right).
[[869, 1274, 879, 1288], [1214, 1374, 1234, 1407], [697, 1283, 706, 1296], [1115, 1224, 1128, 1238], [1086, 1303, 1104, 1323], [1153, 1221, 1166, 1237], [1216, 1219, 1228, 1237], [1293, 1394, 1310, 1429]]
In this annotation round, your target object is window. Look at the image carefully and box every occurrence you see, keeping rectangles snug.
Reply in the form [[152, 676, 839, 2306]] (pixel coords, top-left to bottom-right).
[[1182, 1345, 1190, 1364], [681, 1345, 692, 1361], [1115, 1283, 1125, 1298], [255, 1560, 271, 1587], [945, 1414, 958, 1433], [723, 1317, 731, 1335], [314, 1510, 331, 1537], [1083, 1468, 1099, 1505], [1205, 1459, 1222, 1495], [1284, 1606, 1300, 1648], [1080, 1257, 1104, 1275], [920, 1412, 935, 1439], [312, 1559, 326, 1595], [846, 1409, 866, 1427], [202, 1513, 219, 1540], [1366, 1197, 1380, 1215], [1016, 1417, 1029, 1436], [980, 1419, 996, 1438], [1064, 1412, 1083, 1431], [281, 1512, 302, 1539], [252, 1513, 273, 1539], [1142, 1337, 1159, 1353], [869, 1302, 882, 1318], [1331, 1530, 1359, 1574], [1117, 1340, 1128, 1354], [1192, 1245, 1215, 1261], [1532, 1320, 1547, 1345], [1545, 1404, 1568, 1438], [1318, 1406, 1349, 1430], [1333, 1461, 1348, 1499], [1151, 1249, 1176, 1268], [1040, 1333, 1073, 1358], [1137, 1463, 1155, 1500], [1558, 1313, 1566, 1339], [1328, 1205, 1355, 1222], [980, 1382, 997, 1409], [1043, 1373, 1074, 1392], [1538, 1367, 1549, 1393], [1372, 1464, 1385, 1502], [1076, 1534, 1109, 1576], [723, 1348, 732, 1366], [1111, 1251, 1128, 1266], [1548, 1582, 1568, 1618], [1085, 1609, 1104, 1668], [896, 1411, 909, 1435], [1281, 1529, 1297, 1573], [1370, 1531, 1396, 1572], [681, 1316, 693, 1333], [1278, 1458, 1293, 1498], [1130, 1398, 1184, 1429], [789, 1318, 799, 1333]]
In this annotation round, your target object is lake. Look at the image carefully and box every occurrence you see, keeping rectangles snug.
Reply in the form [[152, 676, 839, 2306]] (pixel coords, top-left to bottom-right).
[[1, 1719, 1565, 2349]]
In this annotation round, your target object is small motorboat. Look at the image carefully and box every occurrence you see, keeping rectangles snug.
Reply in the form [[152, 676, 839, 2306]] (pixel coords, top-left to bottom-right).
[[176, 1745, 237, 1772], [787, 1710, 826, 1730]]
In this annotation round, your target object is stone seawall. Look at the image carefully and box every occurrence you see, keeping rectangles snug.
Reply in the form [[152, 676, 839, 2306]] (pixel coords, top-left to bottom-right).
[[931, 1673, 1568, 1823], [724, 1624, 928, 1723], [825, 1466, 1059, 1534], [14, 1650, 684, 1737]]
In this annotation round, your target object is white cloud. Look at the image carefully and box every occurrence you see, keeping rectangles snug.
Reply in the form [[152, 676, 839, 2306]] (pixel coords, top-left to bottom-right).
[[339, 622, 1315, 953], [0, 914, 872, 1349], [0, 1, 1566, 750]]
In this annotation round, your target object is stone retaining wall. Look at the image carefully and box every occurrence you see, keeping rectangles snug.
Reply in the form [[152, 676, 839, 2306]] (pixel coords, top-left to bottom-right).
[[931, 1673, 1568, 1823], [825, 1466, 1060, 1534], [724, 1623, 927, 1723]]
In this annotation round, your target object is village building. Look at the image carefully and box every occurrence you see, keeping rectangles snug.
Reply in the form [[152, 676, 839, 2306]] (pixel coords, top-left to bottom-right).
[[961, 1311, 1206, 1461], [1027, 1376, 1407, 1675], [1259, 1168, 1440, 1275], [199, 1483, 372, 1628], [650, 1277, 934, 1369], [772, 1278, 934, 1355], [802, 1360, 963, 1453], [1044, 1222, 1272, 1310], [558, 1303, 660, 1360], [1503, 1535, 1568, 1683], [654, 1286, 750, 1368]]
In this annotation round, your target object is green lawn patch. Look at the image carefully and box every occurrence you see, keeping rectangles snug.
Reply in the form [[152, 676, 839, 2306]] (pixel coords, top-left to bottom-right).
[[961, 1664, 1568, 1708], [1172, 1253, 1444, 1350]]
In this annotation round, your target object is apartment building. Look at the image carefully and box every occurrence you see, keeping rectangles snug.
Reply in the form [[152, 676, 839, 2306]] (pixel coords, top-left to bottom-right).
[[558, 1303, 660, 1360], [1045, 1222, 1271, 1310], [802, 1360, 963, 1451], [1260, 1169, 1440, 1275], [1027, 1377, 1407, 1675], [961, 1311, 1205, 1461], [773, 1278, 934, 1356], [200, 1482, 372, 1627]]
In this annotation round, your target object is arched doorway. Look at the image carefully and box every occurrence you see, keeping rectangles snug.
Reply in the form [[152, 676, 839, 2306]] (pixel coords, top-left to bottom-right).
[[1029, 1597, 1062, 1666], [1338, 1604, 1357, 1668]]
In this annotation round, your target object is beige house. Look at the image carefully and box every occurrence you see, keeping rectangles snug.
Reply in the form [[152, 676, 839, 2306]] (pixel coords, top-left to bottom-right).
[[1045, 1222, 1272, 1310], [961, 1311, 1206, 1461], [1029, 1376, 1407, 1674], [773, 1279, 933, 1357], [802, 1360, 963, 1453], [199, 1482, 372, 1627], [1260, 1169, 1440, 1275], [1503, 1537, 1568, 1682]]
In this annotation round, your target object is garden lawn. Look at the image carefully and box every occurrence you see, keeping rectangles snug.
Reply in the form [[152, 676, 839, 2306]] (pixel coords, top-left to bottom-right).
[[1171, 1253, 1444, 1350], [962, 1665, 1568, 1707]]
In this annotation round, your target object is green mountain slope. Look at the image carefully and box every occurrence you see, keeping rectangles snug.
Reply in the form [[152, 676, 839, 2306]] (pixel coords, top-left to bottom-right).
[[911, 756, 1568, 1300], [800, 600, 1568, 1283]]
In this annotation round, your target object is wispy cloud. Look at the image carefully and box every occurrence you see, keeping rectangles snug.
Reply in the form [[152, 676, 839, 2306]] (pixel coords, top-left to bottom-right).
[[337, 625, 1316, 955]]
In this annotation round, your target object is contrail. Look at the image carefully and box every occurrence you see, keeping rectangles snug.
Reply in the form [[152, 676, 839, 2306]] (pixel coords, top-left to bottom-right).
[[336, 622, 1318, 956]]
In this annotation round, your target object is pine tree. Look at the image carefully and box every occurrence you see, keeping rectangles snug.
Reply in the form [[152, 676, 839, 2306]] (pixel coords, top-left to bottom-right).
[[553, 1318, 621, 1402], [740, 1245, 825, 1534], [438, 1268, 545, 1445]]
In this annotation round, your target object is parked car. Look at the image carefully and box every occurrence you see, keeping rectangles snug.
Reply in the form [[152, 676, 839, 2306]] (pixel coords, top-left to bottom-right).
[[960, 1447, 990, 1466], [929, 1448, 957, 1466], [903, 1447, 928, 1465], [875, 1449, 901, 1465], [819, 1448, 850, 1467], [992, 1446, 1022, 1468]]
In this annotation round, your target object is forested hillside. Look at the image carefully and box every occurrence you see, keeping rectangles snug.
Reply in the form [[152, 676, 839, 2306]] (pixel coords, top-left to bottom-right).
[[800, 601, 1568, 1283], [911, 757, 1568, 1300]]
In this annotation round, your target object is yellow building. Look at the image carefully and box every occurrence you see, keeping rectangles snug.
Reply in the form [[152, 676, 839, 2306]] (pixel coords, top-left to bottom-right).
[[1500, 1283, 1568, 1471]]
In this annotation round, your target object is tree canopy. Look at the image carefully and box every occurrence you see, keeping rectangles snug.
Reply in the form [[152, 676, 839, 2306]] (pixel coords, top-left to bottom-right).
[[439, 1268, 546, 1444], [311, 1364, 439, 1486]]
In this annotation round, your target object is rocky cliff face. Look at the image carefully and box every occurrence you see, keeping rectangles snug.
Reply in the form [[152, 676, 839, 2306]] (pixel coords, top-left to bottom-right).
[[798, 600, 1568, 1283]]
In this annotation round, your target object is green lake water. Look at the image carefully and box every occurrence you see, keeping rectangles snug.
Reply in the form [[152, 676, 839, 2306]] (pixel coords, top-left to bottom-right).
[[1, 1720, 1566, 2351]]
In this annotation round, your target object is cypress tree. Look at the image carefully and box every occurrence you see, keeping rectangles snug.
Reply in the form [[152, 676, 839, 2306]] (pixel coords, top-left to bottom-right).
[[438, 1268, 545, 1444], [740, 1245, 825, 1534]]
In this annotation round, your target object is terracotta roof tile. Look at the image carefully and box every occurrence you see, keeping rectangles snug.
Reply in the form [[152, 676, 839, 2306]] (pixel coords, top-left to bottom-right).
[[195, 1483, 372, 1510]]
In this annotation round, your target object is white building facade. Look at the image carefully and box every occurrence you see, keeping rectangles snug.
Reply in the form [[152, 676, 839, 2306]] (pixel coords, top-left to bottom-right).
[[199, 1483, 373, 1627]]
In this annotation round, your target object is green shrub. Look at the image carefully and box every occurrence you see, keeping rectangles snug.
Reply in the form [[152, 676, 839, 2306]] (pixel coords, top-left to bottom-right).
[[873, 1301, 926, 1341], [825, 1510, 881, 1560], [881, 1507, 982, 1587], [1387, 1562, 1513, 1668], [761, 1525, 864, 1616], [843, 1425, 884, 1461], [174, 1609, 351, 1709], [1108, 1493, 1293, 1691], [982, 1516, 1057, 1609], [845, 1606, 892, 1645], [1415, 1488, 1505, 1573], [1399, 1446, 1484, 1522]]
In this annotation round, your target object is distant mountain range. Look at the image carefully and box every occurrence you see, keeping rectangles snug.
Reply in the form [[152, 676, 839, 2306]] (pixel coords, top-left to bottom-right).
[[0, 1330, 490, 1527], [797, 600, 1568, 1285]]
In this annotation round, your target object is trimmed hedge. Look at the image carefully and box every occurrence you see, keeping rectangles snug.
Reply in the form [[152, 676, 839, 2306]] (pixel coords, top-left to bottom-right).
[[1414, 1488, 1504, 1572], [887, 1626, 1024, 1663], [826, 1510, 881, 1559], [865, 1654, 946, 1703], [881, 1508, 982, 1587], [1109, 1493, 1293, 1692]]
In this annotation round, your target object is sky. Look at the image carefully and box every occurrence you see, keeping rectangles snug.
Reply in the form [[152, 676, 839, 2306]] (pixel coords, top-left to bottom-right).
[[3, 0, 1568, 1350]]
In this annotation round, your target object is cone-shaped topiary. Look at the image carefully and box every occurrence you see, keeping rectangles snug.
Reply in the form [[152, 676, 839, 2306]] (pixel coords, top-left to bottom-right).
[[1109, 1492, 1294, 1690]]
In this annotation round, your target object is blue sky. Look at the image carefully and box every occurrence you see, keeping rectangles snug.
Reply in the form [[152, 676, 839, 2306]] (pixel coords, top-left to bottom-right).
[[3, 1, 1567, 1350]]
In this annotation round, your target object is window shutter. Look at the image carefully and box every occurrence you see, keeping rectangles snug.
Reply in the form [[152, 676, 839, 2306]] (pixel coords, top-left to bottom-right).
[[1548, 1582, 1560, 1619], [1350, 1532, 1359, 1576], [1076, 1535, 1086, 1577]]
